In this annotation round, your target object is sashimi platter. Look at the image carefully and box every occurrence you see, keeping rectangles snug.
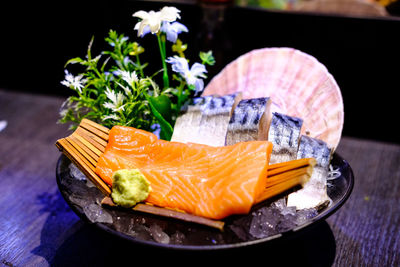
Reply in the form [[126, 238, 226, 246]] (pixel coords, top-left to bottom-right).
[[56, 47, 353, 249]]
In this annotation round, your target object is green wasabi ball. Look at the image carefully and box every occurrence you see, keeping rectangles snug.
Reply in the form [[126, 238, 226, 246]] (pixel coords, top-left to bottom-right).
[[111, 169, 151, 208]]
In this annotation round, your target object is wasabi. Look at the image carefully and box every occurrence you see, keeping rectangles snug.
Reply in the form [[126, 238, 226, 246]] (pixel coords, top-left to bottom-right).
[[111, 169, 151, 208]]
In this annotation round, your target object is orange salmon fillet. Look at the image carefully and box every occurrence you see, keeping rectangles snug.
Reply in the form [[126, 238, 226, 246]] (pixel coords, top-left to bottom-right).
[[95, 126, 273, 219]]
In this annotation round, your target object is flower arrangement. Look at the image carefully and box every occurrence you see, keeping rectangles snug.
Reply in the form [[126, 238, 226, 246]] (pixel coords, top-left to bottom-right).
[[59, 6, 215, 140]]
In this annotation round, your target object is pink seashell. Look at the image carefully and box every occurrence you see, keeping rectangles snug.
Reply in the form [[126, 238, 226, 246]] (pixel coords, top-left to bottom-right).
[[202, 47, 344, 150]]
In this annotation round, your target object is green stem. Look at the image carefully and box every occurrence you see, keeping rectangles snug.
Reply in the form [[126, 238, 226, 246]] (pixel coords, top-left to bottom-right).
[[136, 55, 144, 77], [176, 81, 186, 116], [157, 33, 169, 89]]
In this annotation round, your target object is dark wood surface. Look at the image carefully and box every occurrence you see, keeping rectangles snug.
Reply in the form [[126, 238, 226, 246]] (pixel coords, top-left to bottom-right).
[[0, 89, 399, 266]]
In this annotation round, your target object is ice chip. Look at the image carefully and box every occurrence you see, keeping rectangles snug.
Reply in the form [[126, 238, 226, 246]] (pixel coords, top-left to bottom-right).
[[69, 193, 91, 207], [280, 205, 296, 216], [83, 203, 113, 224], [272, 198, 296, 216], [276, 213, 297, 232], [170, 231, 185, 245], [249, 207, 281, 238], [69, 163, 87, 181], [86, 179, 95, 188], [295, 208, 318, 226], [128, 224, 152, 240], [150, 224, 170, 244]]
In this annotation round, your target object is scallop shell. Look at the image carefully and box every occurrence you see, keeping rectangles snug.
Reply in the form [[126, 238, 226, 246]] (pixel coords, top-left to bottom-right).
[[202, 47, 344, 150]]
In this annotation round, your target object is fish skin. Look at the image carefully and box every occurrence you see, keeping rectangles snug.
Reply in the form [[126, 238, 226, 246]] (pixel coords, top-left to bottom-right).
[[225, 97, 271, 146], [196, 93, 242, 146], [268, 112, 303, 164], [287, 135, 332, 209], [296, 135, 331, 169]]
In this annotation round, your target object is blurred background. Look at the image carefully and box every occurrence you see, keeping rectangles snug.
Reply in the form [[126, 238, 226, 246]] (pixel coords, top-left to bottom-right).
[[1, 0, 399, 143]]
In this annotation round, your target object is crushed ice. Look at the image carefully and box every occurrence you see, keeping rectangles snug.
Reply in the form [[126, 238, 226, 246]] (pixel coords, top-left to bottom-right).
[[83, 203, 113, 224], [149, 224, 170, 244], [231, 198, 319, 240], [128, 222, 174, 244], [69, 163, 87, 181], [69, 163, 95, 187]]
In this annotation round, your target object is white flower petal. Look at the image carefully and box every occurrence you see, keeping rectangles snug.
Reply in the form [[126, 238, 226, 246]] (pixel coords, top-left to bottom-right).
[[102, 114, 119, 121], [160, 6, 180, 22], [105, 88, 117, 104], [132, 10, 149, 20], [103, 102, 115, 110]]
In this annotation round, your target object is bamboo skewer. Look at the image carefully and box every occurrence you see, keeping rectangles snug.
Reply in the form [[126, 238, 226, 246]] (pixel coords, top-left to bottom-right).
[[56, 119, 315, 230]]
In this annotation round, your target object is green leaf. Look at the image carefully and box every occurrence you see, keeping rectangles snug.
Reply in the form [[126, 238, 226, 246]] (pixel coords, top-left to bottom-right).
[[199, 50, 215, 66], [145, 94, 173, 141], [64, 57, 84, 67], [148, 94, 172, 123]]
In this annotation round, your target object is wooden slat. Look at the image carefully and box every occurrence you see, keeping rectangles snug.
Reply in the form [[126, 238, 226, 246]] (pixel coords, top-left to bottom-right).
[[101, 197, 225, 231], [57, 138, 111, 196], [81, 118, 110, 134], [67, 136, 98, 168], [79, 122, 109, 141], [256, 174, 310, 204], [75, 127, 107, 152], [267, 158, 316, 173], [266, 166, 313, 188], [71, 132, 101, 159]]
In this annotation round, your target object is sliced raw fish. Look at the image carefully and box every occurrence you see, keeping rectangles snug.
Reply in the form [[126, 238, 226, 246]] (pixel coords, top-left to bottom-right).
[[287, 135, 332, 209], [225, 97, 272, 146], [170, 96, 212, 143], [268, 112, 303, 164], [196, 93, 242, 146], [95, 125, 273, 219], [202, 47, 344, 150]]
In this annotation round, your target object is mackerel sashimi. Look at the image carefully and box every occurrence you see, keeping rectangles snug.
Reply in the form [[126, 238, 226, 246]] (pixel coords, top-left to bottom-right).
[[95, 126, 273, 219]]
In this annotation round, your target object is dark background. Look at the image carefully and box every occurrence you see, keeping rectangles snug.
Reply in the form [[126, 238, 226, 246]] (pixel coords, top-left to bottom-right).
[[1, 0, 400, 143]]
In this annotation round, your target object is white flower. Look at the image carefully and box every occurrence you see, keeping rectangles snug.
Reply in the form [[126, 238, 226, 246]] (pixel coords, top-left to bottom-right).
[[103, 88, 125, 112], [113, 70, 139, 95], [102, 114, 120, 121], [119, 70, 138, 85], [133, 6, 181, 37], [60, 70, 87, 93], [116, 82, 131, 96], [166, 56, 207, 94]]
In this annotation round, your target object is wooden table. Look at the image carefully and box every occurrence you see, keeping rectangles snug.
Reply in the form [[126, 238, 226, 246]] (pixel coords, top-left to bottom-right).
[[0, 89, 399, 266]]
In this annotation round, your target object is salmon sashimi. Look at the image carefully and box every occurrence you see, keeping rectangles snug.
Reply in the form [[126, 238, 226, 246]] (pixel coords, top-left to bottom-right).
[[95, 126, 273, 219]]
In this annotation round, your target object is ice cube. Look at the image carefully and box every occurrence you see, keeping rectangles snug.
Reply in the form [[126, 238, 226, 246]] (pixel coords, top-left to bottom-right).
[[170, 231, 185, 245], [69, 193, 91, 207], [83, 203, 113, 224], [69, 163, 87, 181], [128, 224, 153, 240], [249, 207, 281, 238], [295, 208, 318, 226], [229, 215, 252, 241], [276, 213, 297, 232], [272, 198, 296, 216], [86, 179, 95, 188], [149, 224, 170, 244]]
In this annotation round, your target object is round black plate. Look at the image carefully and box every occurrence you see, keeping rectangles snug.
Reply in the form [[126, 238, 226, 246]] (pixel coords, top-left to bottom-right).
[[56, 153, 353, 250]]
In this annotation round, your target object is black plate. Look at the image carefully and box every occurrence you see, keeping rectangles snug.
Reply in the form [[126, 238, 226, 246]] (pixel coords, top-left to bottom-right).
[[56, 153, 353, 250]]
